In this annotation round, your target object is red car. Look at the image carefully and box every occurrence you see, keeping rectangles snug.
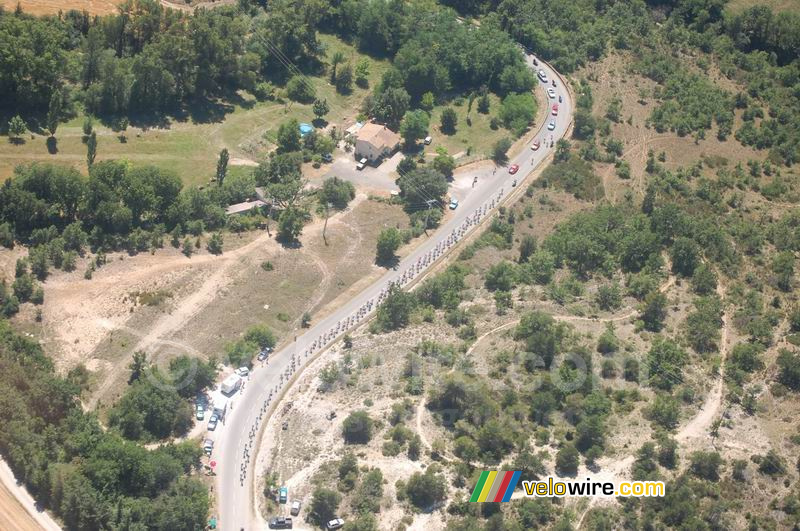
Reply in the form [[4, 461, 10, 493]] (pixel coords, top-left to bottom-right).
[[551, 104, 559, 116], [530, 139, 540, 151], [508, 164, 519, 174]]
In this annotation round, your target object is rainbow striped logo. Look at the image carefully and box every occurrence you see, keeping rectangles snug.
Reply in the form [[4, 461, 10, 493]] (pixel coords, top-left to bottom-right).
[[469, 470, 522, 502]]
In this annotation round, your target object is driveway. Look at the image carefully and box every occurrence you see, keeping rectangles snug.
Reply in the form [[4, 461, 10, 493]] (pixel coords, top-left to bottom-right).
[[307, 151, 402, 193]]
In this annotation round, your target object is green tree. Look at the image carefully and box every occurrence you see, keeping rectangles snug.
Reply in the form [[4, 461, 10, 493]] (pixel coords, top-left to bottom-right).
[[355, 58, 370, 88], [309, 487, 341, 527], [376, 227, 402, 265], [313, 98, 330, 121], [396, 167, 447, 208], [646, 339, 687, 390], [772, 251, 795, 291], [373, 87, 410, 129], [87, 131, 98, 168], [277, 206, 307, 243], [670, 237, 700, 276], [485, 261, 516, 292], [518, 235, 537, 263], [8, 115, 26, 141], [276, 119, 302, 153], [647, 394, 680, 430], [432, 148, 455, 178], [777, 349, 800, 390], [206, 233, 223, 255], [319, 177, 355, 210], [343, 410, 373, 444], [244, 324, 276, 350], [329, 51, 346, 82], [640, 290, 667, 332], [691, 263, 717, 295], [499, 92, 536, 136], [47, 88, 62, 136], [375, 286, 415, 331], [335, 62, 354, 93], [555, 444, 580, 476], [492, 137, 512, 164], [399, 110, 429, 147], [216, 148, 229, 187], [286, 75, 315, 103], [421, 91, 435, 111], [405, 467, 447, 508], [353, 468, 384, 514], [440, 107, 457, 134], [690, 451, 723, 481]]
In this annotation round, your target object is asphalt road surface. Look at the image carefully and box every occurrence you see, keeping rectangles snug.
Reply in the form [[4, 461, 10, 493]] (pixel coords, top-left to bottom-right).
[[215, 52, 573, 531]]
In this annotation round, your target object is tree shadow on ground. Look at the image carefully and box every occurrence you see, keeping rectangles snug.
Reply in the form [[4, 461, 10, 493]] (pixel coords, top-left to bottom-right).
[[46, 136, 57, 154]]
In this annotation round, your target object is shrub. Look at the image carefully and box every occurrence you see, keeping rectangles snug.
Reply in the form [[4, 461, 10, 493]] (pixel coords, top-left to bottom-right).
[[342, 410, 373, 444]]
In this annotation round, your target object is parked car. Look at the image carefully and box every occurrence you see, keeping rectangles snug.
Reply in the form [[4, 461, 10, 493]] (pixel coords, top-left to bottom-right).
[[279, 486, 288, 504], [508, 164, 519, 174], [327, 518, 345, 530], [548, 120, 556, 131], [257, 350, 269, 361], [236, 367, 249, 377], [203, 439, 213, 455], [552, 104, 559, 116], [207, 414, 218, 431], [530, 139, 540, 151], [547, 88, 556, 99], [321, 153, 333, 163], [356, 157, 367, 170], [449, 198, 459, 210], [196, 404, 205, 421], [269, 516, 293, 529], [423, 135, 432, 145], [290, 500, 301, 516]]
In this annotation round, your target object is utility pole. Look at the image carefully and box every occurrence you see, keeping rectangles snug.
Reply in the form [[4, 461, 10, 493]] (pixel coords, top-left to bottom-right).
[[423, 199, 436, 236], [322, 202, 332, 246]]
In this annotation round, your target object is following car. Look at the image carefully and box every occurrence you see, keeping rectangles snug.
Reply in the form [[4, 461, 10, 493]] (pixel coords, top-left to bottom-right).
[[547, 88, 556, 99], [449, 198, 459, 210], [327, 519, 345, 530], [548, 120, 556, 131], [508, 164, 519, 174], [530, 139, 540, 150], [269, 517, 293, 529]]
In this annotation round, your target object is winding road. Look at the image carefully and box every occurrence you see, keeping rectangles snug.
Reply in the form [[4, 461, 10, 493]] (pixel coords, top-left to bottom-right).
[[214, 53, 574, 530]]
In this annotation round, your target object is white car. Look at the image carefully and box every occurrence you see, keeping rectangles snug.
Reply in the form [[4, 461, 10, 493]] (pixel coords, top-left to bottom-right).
[[547, 88, 556, 99], [208, 414, 218, 431], [449, 198, 459, 210], [548, 120, 556, 131], [423, 136, 432, 145], [327, 519, 345, 530], [537, 69, 548, 82], [356, 157, 367, 170], [290, 500, 301, 516], [236, 366, 249, 377]]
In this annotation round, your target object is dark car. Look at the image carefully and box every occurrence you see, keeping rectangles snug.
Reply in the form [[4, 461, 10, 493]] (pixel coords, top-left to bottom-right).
[[321, 153, 333, 163], [269, 516, 293, 529]]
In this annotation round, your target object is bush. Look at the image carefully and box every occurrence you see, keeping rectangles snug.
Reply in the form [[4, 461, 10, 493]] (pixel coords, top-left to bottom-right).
[[342, 410, 373, 444], [309, 487, 341, 527], [690, 451, 723, 481], [555, 444, 580, 476], [405, 467, 447, 509]]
